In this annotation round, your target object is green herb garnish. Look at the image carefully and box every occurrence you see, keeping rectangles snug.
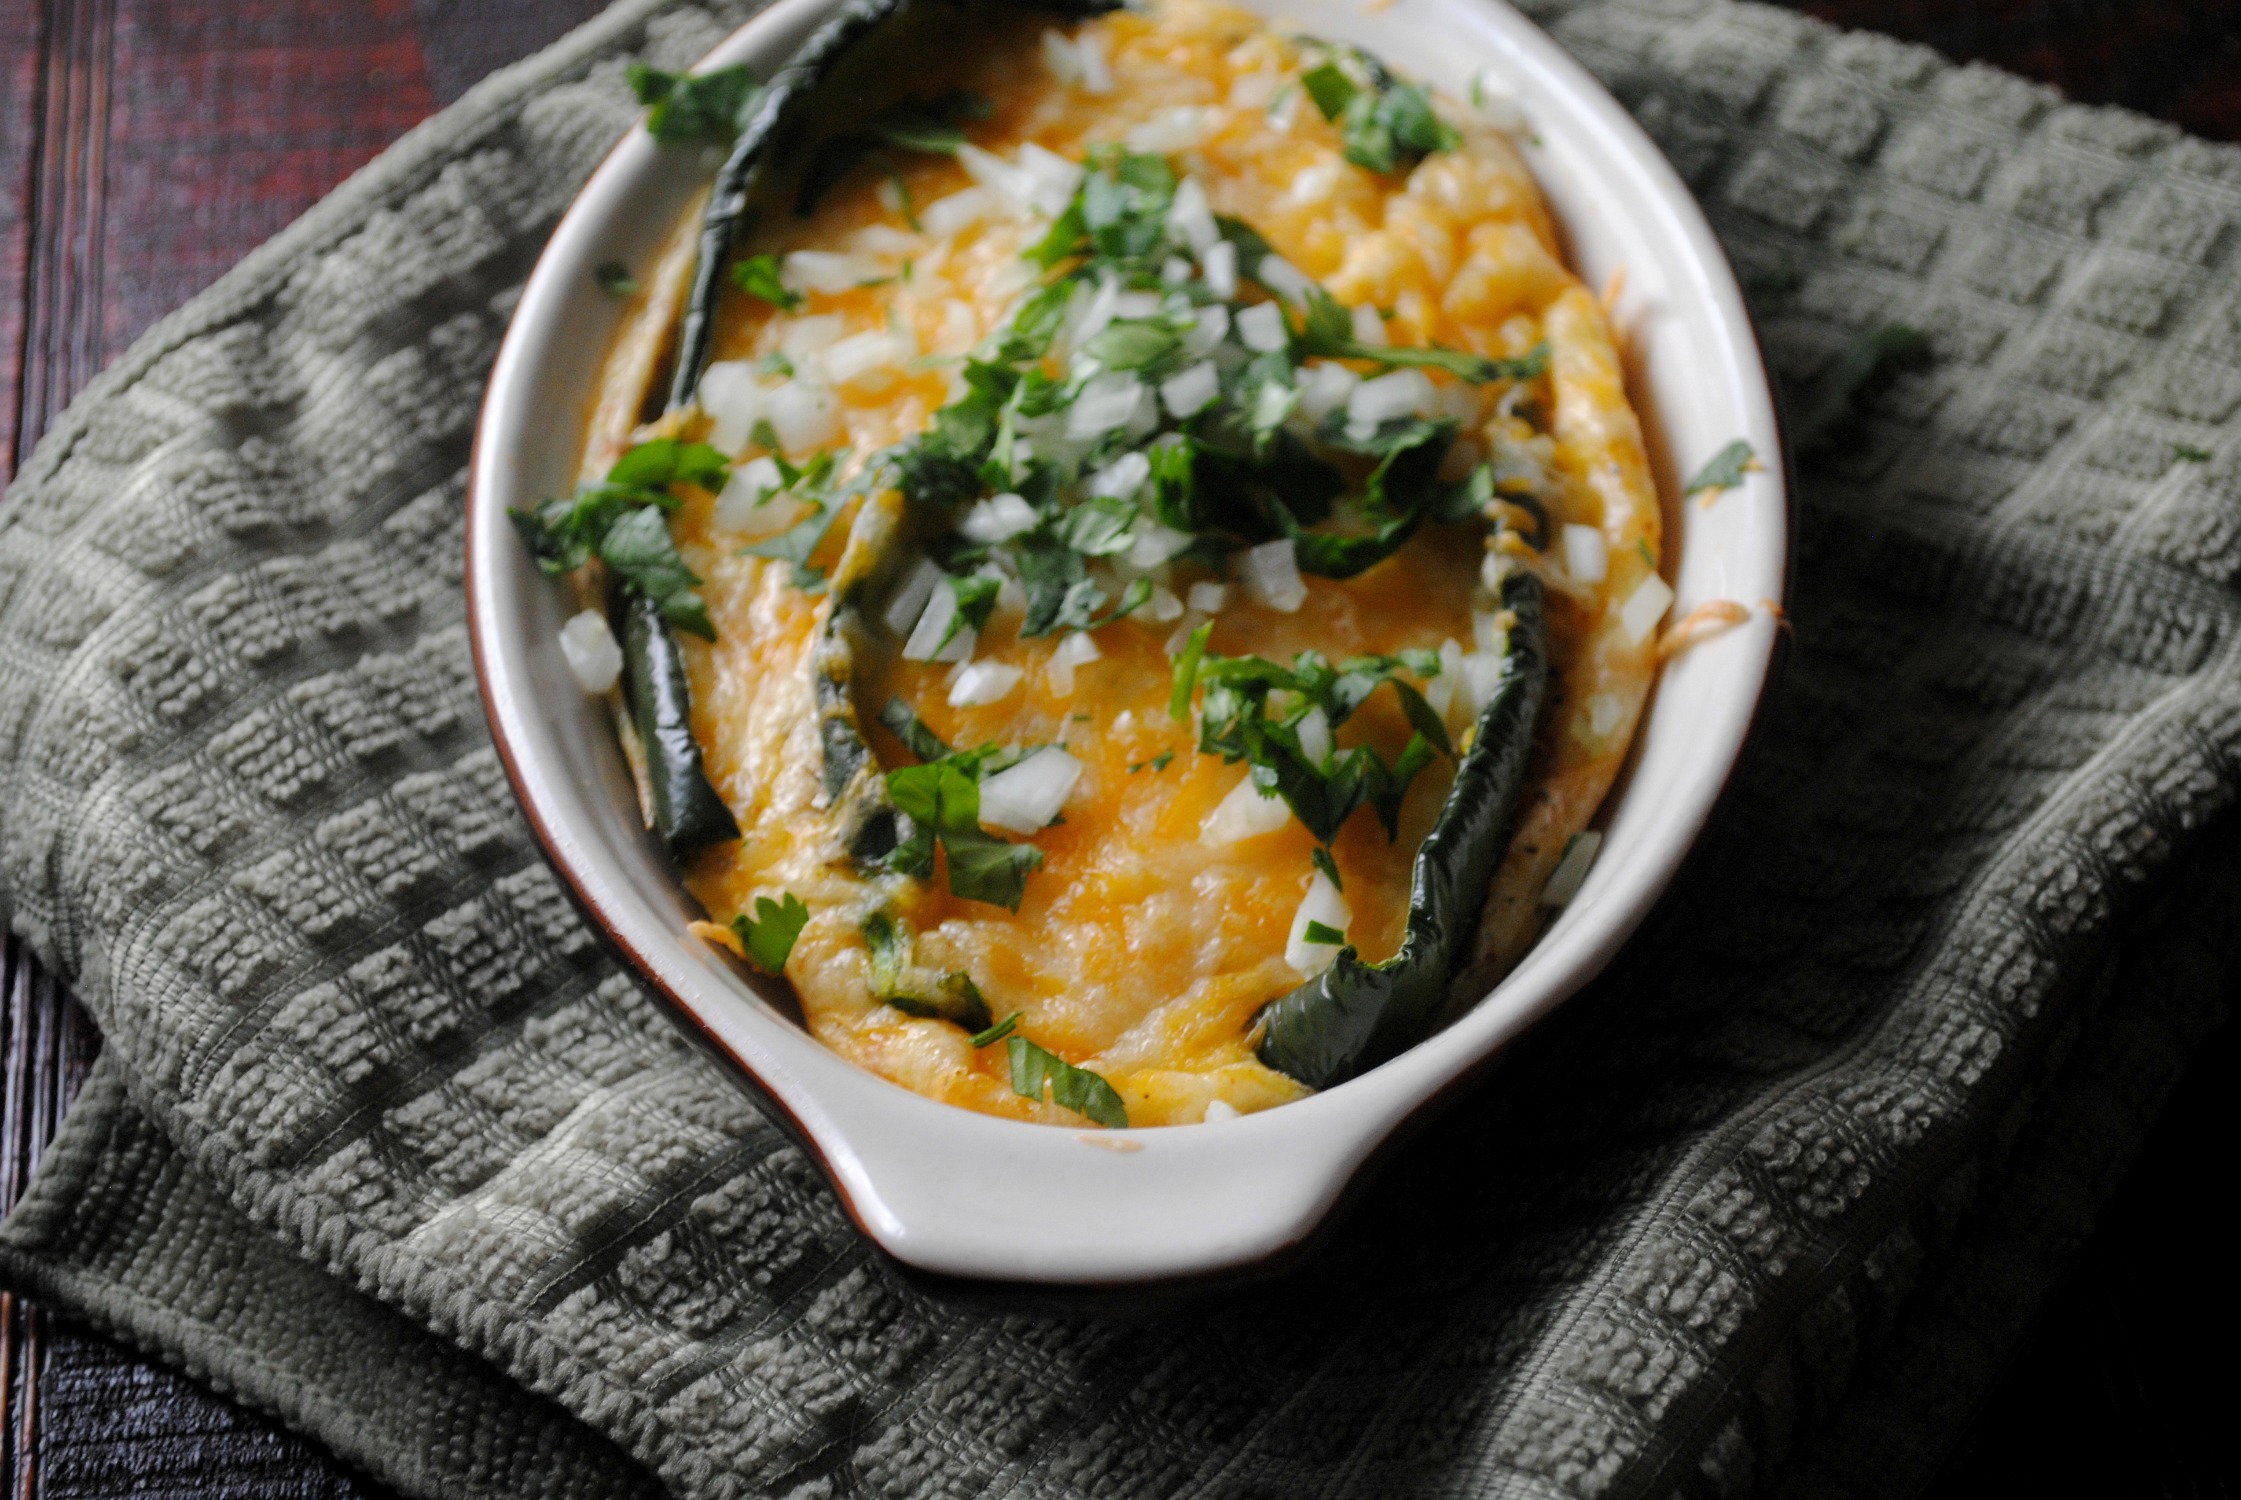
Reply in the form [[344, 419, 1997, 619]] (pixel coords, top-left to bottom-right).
[[594, 261, 640, 297], [970, 1012, 1022, 1047], [1008, 1036, 1128, 1127], [732, 252, 803, 312], [508, 438, 729, 636], [731, 893, 810, 974], [628, 62, 762, 145], [1302, 919, 1347, 946], [1682, 439, 1758, 497]]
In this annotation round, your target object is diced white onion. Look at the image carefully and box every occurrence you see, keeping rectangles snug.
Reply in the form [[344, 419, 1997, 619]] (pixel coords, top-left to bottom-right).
[[1236, 301, 1288, 353], [1042, 28, 1083, 85], [558, 610, 623, 694], [698, 360, 765, 452], [1182, 302, 1230, 357], [1470, 73, 1531, 133], [1284, 870, 1352, 976], [957, 143, 1034, 213], [1045, 631, 1103, 697], [781, 314, 846, 356], [979, 746, 1084, 832], [1168, 176, 1219, 253], [1472, 609, 1508, 657], [1619, 572, 1676, 645], [1425, 673, 1452, 718], [1562, 523, 1608, 584], [1161, 360, 1220, 418], [1162, 256, 1193, 284], [1351, 303, 1388, 346], [902, 580, 959, 661], [1127, 521, 1192, 569], [1112, 290, 1163, 321], [883, 558, 942, 636], [1295, 705, 1333, 767], [937, 626, 977, 664], [782, 250, 885, 295], [1346, 369, 1435, 436], [922, 186, 1000, 237], [713, 456, 797, 536], [1541, 830, 1603, 907], [1202, 772, 1291, 844], [1067, 372, 1149, 439], [1286, 159, 1342, 208], [1460, 651, 1505, 715], [765, 380, 839, 453], [960, 492, 1039, 543], [1187, 581, 1230, 613], [1016, 142, 1085, 217], [1296, 361, 1360, 421], [1588, 691, 1624, 739], [1201, 240, 1238, 299], [822, 329, 905, 391], [1239, 538, 1305, 613], [1125, 106, 1209, 154], [1256, 255, 1312, 304], [1075, 28, 1114, 93], [850, 223, 918, 256], [1143, 583, 1184, 623], [1069, 275, 1122, 351], [1202, 1098, 1240, 1123], [1088, 450, 1151, 499], [948, 659, 1023, 708]]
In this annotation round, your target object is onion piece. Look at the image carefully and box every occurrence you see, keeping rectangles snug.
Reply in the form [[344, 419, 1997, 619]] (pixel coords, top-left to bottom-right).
[[1127, 521, 1191, 570], [1284, 870, 1352, 975], [1182, 302, 1230, 357], [1562, 523, 1608, 584], [765, 380, 839, 453], [782, 250, 885, 294], [1541, 830, 1603, 907], [883, 558, 942, 637], [1238, 538, 1306, 613], [1088, 450, 1150, 499], [1046, 630, 1102, 696], [1295, 361, 1359, 421], [1202, 1099, 1240, 1123], [902, 580, 959, 661], [1075, 28, 1114, 93], [1346, 369, 1434, 435], [921, 186, 999, 237], [948, 659, 1023, 708], [558, 610, 623, 694], [698, 361, 764, 452], [1160, 360, 1220, 418], [822, 329, 905, 391], [1187, 581, 1229, 613], [960, 492, 1039, 543], [1256, 255, 1313, 304], [1201, 240, 1239, 299], [1015, 142, 1084, 217], [1067, 372, 1149, 439], [979, 746, 1084, 833], [1203, 773, 1291, 844], [1168, 176, 1219, 253], [1235, 301, 1288, 353], [1619, 572, 1675, 645], [780, 314, 846, 357], [1125, 106, 1209, 154], [1142, 583, 1185, 623], [1459, 651, 1505, 716], [713, 455, 797, 537], [1295, 706, 1333, 768], [1350, 303, 1389, 346]]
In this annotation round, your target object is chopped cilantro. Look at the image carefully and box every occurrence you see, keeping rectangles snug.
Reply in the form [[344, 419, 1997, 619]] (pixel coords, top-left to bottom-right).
[[860, 910, 993, 1030], [1129, 749, 1176, 774], [732, 252, 803, 312], [1008, 1035, 1127, 1127], [594, 261, 640, 297], [628, 62, 762, 144], [885, 757, 1044, 910], [1302, 919, 1347, 946], [971, 1012, 1021, 1047], [730, 893, 809, 974], [508, 439, 728, 638], [1682, 439, 1758, 497], [1310, 845, 1344, 891]]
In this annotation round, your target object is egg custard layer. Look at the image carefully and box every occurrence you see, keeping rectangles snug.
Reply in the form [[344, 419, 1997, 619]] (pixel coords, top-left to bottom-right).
[[586, 0, 1664, 1127]]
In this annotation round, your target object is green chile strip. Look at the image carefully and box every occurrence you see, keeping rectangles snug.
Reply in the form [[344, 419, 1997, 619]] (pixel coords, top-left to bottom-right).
[[1254, 569, 1548, 1089], [623, 591, 741, 854], [667, 0, 909, 411]]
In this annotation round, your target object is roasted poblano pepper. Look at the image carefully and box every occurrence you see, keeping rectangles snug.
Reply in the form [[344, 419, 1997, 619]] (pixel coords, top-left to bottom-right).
[[623, 591, 741, 854], [1254, 566, 1549, 1089]]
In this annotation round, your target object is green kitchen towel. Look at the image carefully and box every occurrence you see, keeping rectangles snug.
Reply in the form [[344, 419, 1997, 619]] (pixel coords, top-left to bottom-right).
[[4, 0, 2240, 1496]]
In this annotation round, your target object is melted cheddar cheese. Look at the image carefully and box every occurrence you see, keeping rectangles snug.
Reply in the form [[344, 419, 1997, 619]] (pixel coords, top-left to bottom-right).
[[585, 0, 1663, 1127]]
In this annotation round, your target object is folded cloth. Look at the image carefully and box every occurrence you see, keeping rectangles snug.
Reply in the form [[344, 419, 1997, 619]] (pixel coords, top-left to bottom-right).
[[3, 0, 2238, 1495]]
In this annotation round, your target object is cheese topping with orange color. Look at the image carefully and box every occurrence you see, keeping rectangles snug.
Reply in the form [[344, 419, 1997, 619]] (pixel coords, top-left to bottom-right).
[[583, 0, 1665, 1128]]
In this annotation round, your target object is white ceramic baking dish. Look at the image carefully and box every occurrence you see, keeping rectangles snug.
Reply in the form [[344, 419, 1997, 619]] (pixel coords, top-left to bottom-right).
[[467, 0, 1787, 1285]]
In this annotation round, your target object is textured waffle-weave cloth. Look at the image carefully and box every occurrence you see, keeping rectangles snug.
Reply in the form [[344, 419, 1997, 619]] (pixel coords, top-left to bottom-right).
[[4, 0, 2241, 1495]]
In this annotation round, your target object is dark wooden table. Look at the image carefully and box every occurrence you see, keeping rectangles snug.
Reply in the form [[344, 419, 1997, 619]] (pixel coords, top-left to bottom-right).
[[2, 3, 2236, 1495]]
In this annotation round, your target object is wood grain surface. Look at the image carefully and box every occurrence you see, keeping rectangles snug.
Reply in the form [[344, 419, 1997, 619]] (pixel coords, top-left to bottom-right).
[[0, 2, 2234, 1495]]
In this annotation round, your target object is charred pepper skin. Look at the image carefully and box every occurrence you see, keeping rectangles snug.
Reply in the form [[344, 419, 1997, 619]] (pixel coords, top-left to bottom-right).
[[1254, 568, 1549, 1089], [623, 590, 741, 854]]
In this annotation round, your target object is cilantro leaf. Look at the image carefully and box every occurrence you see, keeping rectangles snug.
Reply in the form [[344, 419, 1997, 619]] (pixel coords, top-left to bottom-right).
[[884, 757, 1044, 910], [628, 62, 762, 145], [730, 893, 810, 974], [594, 261, 640, 297], [1682, 439, 1757, 497], [601, 506, 712, 639], [607, 437, 730, 494], [732, 252, 804, 312], [859, 911, 995, 1030], [1300, 61, 1359, 120], [1008, 1035, 1128, 1127], [1294, 286, 1544, 384], [942, 827, 1045, 911], [1310, 845, 1344, 890], [1302, 919, 1347, 946], [970, 1012, 1021, 1047]]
